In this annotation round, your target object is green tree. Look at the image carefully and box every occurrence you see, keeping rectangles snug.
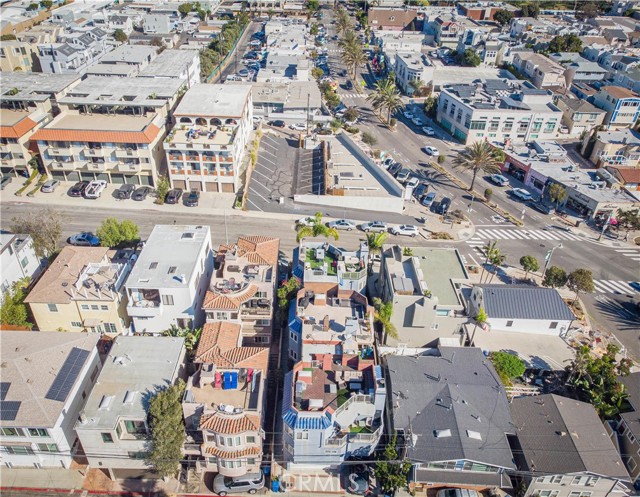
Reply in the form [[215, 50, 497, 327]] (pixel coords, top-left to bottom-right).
[[310, 23, 319, 36], [307, 0, 320, 13], [311, 66, 324, 79], [491, 351, 526, 383], [365, 232, 388, 255], [0, 280, 32, 329], [148, 380, 186, 478], [324, 91, 341, 110], [519, 255, 540, 279], [453, 141, 502, 191], [96, 218, 140, 248], [40, 0, 53, 9], [617, 209, 640, 238], [154, 176, 170, 205], [367, 76, 403, 126], [520, 3, 540, 18], [162, 325, 202, 356], [373, 297, 397, 342], [575, 2, 601, 21], [113, 29, 128, 43], [423, 95, 438, 118], [469, 306, 488, 344], [26, 3, 39, 11], [362, 131, 377, 146], [547, 183, 567, 210], [548, 34, 582, 53], [295, 212, 339, 242], [461, 48, 481, 67], [339, 29, 367, 79], [335, 8, 351, 35], [493, 9, 514, 27], [277, 277, 300, 317], [487, 247, 506, 283], [484, 187, 493, 201], [343, 107, 359, 122], [1, 34, 17, 41], [11, 207, 63, 258], [374, 434, 411, 495], [567, 268, 595, 305], [543, 265, 568, 288], [178, 2, 194, 16]]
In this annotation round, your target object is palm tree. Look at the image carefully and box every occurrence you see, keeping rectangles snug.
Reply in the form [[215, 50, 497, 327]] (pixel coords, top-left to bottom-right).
[[488, 250, 506, 283], [480, 241, 498, 283], [373, 297, 398, 343], [295, 212, 339, 242], [453, 141, 503, 192], [469, 307, 488, 345], [335, 8, 351, 35], [338, 29, 358, 49], [367, 76, 403, 126], [366, 232, 388, 255], [340, 38, 367, 80]]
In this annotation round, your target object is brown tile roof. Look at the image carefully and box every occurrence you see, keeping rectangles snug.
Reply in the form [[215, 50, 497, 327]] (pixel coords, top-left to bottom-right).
[[203, 284, 258, 310], [31, 124, 161, 144], [194, 322, 269, 370], [601, 85, 639, 99], [24, 246, 110, 304], [203, 445, 261, 457], [0, 116, 38, 139], [612, 167, 640, 183], [219, 236, 279, 266], [367, 9, 417, 28], [200, 412, 261, 433]]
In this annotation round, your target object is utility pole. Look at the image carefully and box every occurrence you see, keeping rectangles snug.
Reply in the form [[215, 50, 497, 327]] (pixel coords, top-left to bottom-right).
[[542, 243, 563, 279], [597, 211, 613, 241]]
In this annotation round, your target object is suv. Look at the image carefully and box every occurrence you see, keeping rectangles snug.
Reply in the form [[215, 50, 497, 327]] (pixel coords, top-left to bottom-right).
[[165, 188, 183, 204], [116, 184, 135, 199], [68, 181, 89, 197], [213, 473, 265, 496], [438, 197, 452, 215], [489, 174, 509, 186], [184, 190, 200, 207], [509, 188, 533, 201]]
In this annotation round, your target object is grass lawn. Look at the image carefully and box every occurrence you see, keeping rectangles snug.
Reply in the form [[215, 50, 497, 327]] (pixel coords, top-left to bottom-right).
[[306, 249, 337, 276]]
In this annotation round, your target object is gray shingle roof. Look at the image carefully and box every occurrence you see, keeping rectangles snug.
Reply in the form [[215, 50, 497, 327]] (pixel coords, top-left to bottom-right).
[[619, 373, 640, 438], [477, 285, 575, 321], [386, 347, 515, 470], [511, 394, 630, 480]]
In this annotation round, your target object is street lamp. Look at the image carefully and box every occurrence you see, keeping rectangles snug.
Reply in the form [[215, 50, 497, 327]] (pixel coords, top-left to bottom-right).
[[542, 242, 563, 279]]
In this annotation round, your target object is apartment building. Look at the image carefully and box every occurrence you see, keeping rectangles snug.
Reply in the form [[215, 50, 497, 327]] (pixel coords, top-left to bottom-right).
[[548, 52, 608, 84], [395, 53, 434, 95], [0, 331, 100, 469], [281, 358, 386, 468], [86, 44, 157, 77], [513, 52, 566, 89], [137, 49, 200, 87], [588, 129, 640, 168], [75, 336, 185, 480], [203, 236, 279, 345], [183, 321, 269, 477], [608, 373, 640, 488], [126, 225, 213, 333], [367, 8, 419, 32], [0, 40, 37, 72], [165, 84, 252, 193], [592, 85, 640, 130], [37, 27, 110, 75], [24, 246, 133, 334], [1, 72, 80, 178], [437, 80, 562, 144], [433, 14, 478, 47], [32, 76, 183, 186], [555, 96, 606, 136], [0, 234, 42, 300]]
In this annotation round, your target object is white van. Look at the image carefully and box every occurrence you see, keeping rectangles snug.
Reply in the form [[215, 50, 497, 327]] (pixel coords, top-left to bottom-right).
[[83, 180, 107, 199]]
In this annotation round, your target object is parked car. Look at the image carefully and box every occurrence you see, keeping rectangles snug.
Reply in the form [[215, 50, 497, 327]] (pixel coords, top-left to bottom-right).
[[412, 117, 424, 126], [68, 181, 89, 197], [338, 69, 348, 77], [489, 173, 509, 186], [116, 184, 135, 199], [387, 162, 402, 176], [165, 188, 183, 204], [413, 183, 428, 198], [391, 224, 419, 237], [296, 216, 316, 226], [509, 187, 533, 201], [68, 232, 100, 247], [402, 110, 414, 120], [422, 126, 435, 136], [530, 202, 554, 215], [1, 175, 12, 190], [289, 122, 307, 131], [421, 191, 437, 207], [213, 473, 265, 496], [437, 489, 480, 497], [345, 80, 354, 90], [438, 197, 452, 214], [382, 157, 395, 168], [327, 219, 357, 231], [268, 120, 286, 128], [360, 221, 387, 233], [184, 190, 200, 207], [40, 179, 60, 193], [395, 168, 411, 183], [423, 146, 439, 156], [132, 186, 152, 201], [406, 176, 420, 189], [83, 180, 107, 199]]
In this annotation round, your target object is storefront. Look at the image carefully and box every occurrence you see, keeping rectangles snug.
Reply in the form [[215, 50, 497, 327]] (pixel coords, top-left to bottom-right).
[[502, 154, 530, 183]]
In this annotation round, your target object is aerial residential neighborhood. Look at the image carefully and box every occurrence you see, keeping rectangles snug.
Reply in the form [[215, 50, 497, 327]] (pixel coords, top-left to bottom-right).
[[1, 0, 640, 496]]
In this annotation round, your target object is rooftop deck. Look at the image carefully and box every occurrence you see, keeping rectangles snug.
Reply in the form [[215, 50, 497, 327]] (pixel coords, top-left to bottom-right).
[[168, 124, 237, 147]]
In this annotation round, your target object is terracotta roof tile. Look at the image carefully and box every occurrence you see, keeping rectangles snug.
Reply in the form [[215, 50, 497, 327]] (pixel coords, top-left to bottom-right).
[[218, 236, 279, 267], [612, 167, 640, 183], [203, 284, 258, 310], [194, 322, 269, 370], [200, 413, 261, 433], [0, 116, 38, 139], [31, 124, 161, 144], [203, 445, 261, 457], [601, 85, 638, 99]]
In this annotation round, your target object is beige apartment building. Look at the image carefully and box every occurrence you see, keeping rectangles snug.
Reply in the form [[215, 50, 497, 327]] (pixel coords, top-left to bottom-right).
[[203, 236, 279, 345], [31, 76, 184, 186], [165, 84, 253, 193], [0, 40, 37, 72], [24, 246, 133, 334]]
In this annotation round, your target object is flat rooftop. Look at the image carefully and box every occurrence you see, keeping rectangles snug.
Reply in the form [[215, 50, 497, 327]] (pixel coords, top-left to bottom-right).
[[44, 111, 155, 132], [233, 81, 322, 109], [139, 49, 198, 78], [169, 126, 235, 146], [85, 64, 139, 76], [174, 83, 250, 118], [0, 72, 80, 102], [99, 44, 157, 64]]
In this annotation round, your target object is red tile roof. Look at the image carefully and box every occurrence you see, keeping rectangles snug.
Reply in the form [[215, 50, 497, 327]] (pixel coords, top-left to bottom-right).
[[203, 445, 261, 457], [612, 167, 640, 183], [200, 413, 261, 433], [31, 124, 161, 144], [194, 322, 269, 370], [218, 236, 279, 267], [203, 284, 258, 310], [0, 116, 38, 139]]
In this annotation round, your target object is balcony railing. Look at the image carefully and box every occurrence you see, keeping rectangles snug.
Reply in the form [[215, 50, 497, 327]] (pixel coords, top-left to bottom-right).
[[84, 148, 105, 157], [341, 268, 366, 281], [115, 148, 139, 159], [334, 394, 372, 417]]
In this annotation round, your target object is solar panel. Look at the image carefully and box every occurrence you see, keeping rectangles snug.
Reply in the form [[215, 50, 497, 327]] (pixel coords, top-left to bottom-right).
[[45, 348, 90, 402], [0, 382, 10, 401], [0, 401, 21, 421]]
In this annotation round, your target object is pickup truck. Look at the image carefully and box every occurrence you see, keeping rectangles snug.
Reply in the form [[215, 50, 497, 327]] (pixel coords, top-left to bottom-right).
[[83, 180, 107, 199]]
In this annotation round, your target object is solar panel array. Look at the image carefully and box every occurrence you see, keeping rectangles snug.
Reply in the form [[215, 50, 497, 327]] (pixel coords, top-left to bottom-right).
[[0, 382, 9, 401], [45, 347, 91, 402], [0, 383, 21, 421]]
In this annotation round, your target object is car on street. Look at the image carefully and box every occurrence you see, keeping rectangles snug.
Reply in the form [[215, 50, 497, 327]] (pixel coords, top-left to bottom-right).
[[395, 168, 411, 182], [412, 117, 424, 126], [629, 281, 640, 292], [406, 176, 420, 189], [1, 175, 12, 190], [387, 162, 402, 176], [115, 184, 135, 199], [68, 181, 89, 197], [268, 120, 286, 128], [437, 489, 480, 497], [530, 202, 554, 215], [438, 197, 452, 214], [213, 473, 264, 496], [391, 224, 419, 237], [165, 188, 183, 204], [40, 179, 60, 193], [422, 126, 435, 136], [68, 232, 100, 247], [382, 157, 395, 168], [184, 190, 200, 206], [402, 110, 414, 120], [509, 187, 533, 201], [296, 216, 316, 226], [360, 221, 387, 233], [83, 180, 107, 199], [413, 183, 428, 198], [345, 80, 354, 90], [132, 186, 152, 201], [489, 174, 509, 186], [423, 146, 439, 156], [289, 122, 307, 131], [327, 219, 357, 231], [421, 191, 437, 207], [338, 69, 347, 77], [347, 470, 370, 495]]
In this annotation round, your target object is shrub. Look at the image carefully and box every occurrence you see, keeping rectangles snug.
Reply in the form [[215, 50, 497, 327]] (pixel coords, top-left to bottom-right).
[[437, 154, 445, 164], [345, 126, 359, 134], [389, 118, 397, 127], [431, 232, 454, 240], [491, 351, 526, 383], [484, 188, 493, 200], [362, 131, 377, 146]]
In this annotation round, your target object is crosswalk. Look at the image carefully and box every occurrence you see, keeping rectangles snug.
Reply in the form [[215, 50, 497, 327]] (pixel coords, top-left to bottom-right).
[[471, 227, 585, 242], [337, 93, 361, 99], [614, 247, 640, 263], [593, 280, 639, 295]]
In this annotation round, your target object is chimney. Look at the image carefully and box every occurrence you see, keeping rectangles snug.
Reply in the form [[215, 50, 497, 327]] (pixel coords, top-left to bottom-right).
[[322, 354, 333, 370], [322, 315, 330, 332]]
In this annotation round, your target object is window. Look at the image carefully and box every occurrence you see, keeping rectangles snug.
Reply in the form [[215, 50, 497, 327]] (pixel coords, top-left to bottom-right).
[[161, 295, 174, 306], [235, 436, 241, 446], [506, 320, 513, 327], [538, 476, 563, 484], [27, 428, 48, 437], [246, 436, 256, 444], [549, 322, 558, 329], [168, 266, 177, 274], [256, 319, 270, 326], [48, 304, 58, 312], [247, 457, 256, 465], [296, 431, 309, 440], [100, 305, 108, 311], [2, 446, 35, 455], [539, 492, 559, 497], [254, 336, 269, 344], [90, 365, 99, 382], [91, 305, 99, 310], [101, 432, 114, 443], [128, 451, 147, 459], [569, 492, 591, 497], [71, 322, 82, 328], [81, 305, 89, 310], [149, 262, 158, 269], [290, 332, 298, 342], [470, 121, 486, 130], [104, 323, 117, 333], [124, 420, 146, 436], [37, 443, 59, 452], [0, 428, 25, 437], [20, 256, 29, 268]]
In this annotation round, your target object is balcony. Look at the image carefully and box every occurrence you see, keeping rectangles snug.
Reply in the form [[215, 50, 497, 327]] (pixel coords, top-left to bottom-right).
[[127, 289, 162, 317], [116, 162, 142, 173], [115, 148, 139, 159], [51, 161, 80, 171], [183, 443, 201, 456], [84, 148, 106, 158], [47, 146, 72, 156], [86, 162, 107, 172]]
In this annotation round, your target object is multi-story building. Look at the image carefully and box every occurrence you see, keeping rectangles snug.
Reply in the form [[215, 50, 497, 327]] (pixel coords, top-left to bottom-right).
[[592, 85, 640, 130], [513, 52, 566, 89], [202, 236, 279, 345], [394, 53, 434, 95], [459, 2, 517, 21], [0, 233, 42, 300], [0, 40, 37, 72], [548, 52, 608, 84], [182, 321, 269, 477], [437, 80, 562, 144], [75, 336, 185, 480], [367, 8, 419, 32], [0, 331, 100, 469], [32, 76, 183, 185], [86, 44, 157, 78], [281, 357, 386, 468], [37, 27, 110, 74], [555, 96, 606, 136], [165, 84, 252, 193], [24, 246, 133, 334], [137, 49, 200, 88], [588, 129, 640, 168], [1, 72, 80, 178], [126, 225, 213, 333]]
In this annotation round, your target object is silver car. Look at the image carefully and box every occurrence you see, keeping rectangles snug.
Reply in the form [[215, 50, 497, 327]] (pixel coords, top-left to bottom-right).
[[213, 473, 264, 496], [327, 219, 357, 231], [360, 221, 387, 233], [41, 179, 60, 193]]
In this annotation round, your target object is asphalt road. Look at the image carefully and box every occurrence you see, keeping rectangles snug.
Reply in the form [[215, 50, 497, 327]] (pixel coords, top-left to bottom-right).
[[216, 21, 261, 83]]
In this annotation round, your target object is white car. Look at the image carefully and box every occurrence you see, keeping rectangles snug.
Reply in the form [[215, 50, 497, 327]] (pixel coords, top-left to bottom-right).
[[391, 225, 419, 237], [412, 117, 424, 126], [489, 174, 509, 186], [423, 146, 439, 156], [406, 176, 420, 189], [296, 216, 317, 226], [510, 188, 533, 201], [327, 219, 357, 231], [83, 180, 107, 199], [360, 221, 387, 233], [289, 122, 307, 131], [403, 111, 414, 120], [422, 126, 435, 136]]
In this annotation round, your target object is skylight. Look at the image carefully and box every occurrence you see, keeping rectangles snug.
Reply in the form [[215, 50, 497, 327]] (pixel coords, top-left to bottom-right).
[[434, 429, 452, 438], [467, 430, 482, 440]]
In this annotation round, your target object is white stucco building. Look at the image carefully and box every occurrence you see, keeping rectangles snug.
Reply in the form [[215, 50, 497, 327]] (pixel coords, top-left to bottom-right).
[[0, 234, 42, 300]]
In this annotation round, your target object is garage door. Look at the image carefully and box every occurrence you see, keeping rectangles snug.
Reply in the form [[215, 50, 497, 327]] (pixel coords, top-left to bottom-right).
[[173, 180, 187, 190], [51, 171, 66, 181], [81, 172, 95, 181], [125, 175, 139, 185], [205, 182, 218, 192], [140, 175, 152, 186], [97, 173, 109, 182], [111, 174, 125, 185], [189, 181, 202, 192], [67, 172, 80, 182], [221, 183, 235, 193]]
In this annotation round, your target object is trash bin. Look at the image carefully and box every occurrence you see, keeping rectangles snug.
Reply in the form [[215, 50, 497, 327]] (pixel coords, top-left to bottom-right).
[[271, 479, 280, 492]]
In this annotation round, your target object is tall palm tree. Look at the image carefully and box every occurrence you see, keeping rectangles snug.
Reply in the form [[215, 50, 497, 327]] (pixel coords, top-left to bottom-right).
[[367, 77, 403, 126], [295, 212, 339, 242], [469, 307, 488, 346], [488, 251, 506, 283], [480, 240, 498, 283], [340, 39, 367, 80], [335, 8, 351, 35], [453, 141, 503, 192], [366, 232, 387, 255], [338, 29, 358, 49], [373, 297, 397, 343]]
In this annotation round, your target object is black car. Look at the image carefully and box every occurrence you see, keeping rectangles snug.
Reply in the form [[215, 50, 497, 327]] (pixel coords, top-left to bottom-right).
[[387, 162, 402, 176], [115, 183, 135, 199], [268, 120, 286, 128], [165, 188, 183, 204], [530, 202, 555, 215], [1, 175, 12, 190], [345, 80, 354, 90], [131, 186, 152, 201], [413, 183, 429, 198], [68, 181, 89, 197], [338, 69, 347, 77], [438, 197, 452, 215], [184, 190, 200, 207]]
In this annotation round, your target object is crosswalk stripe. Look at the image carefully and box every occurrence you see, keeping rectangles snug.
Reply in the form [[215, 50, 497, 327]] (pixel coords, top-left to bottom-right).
[[594, 280, 620, 293], [615, 249, 638, 253], [565, 233, 583, 240], [541, 231, 561, 240], [475, 231, 488, 239], [531, 230, 554, 240], [594, 280, 637, 294]]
